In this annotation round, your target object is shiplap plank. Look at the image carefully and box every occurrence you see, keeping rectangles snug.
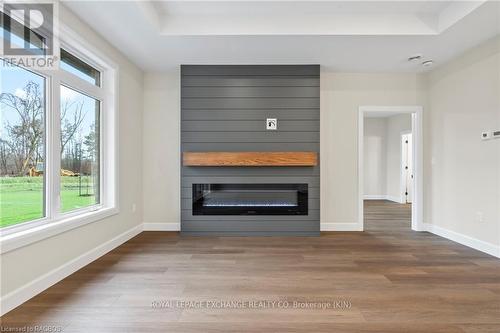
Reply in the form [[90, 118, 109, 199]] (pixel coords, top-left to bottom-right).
[[181, 65, 320, 76], [182, 86, 319, 98]]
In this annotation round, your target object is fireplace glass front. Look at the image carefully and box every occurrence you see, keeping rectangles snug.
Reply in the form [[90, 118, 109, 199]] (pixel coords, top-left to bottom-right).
[[192, 183, 308, 215]]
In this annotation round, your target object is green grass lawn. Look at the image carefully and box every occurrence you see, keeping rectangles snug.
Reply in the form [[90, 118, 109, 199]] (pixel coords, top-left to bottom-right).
[[0, 176, 97, 228]]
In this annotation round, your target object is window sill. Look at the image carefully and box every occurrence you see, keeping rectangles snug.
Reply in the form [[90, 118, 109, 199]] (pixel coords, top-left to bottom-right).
[[0, 207, 118, 254]]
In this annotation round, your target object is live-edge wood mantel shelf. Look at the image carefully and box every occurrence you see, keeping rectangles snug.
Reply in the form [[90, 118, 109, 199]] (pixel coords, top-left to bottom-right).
[[183, 152, 318, 167]]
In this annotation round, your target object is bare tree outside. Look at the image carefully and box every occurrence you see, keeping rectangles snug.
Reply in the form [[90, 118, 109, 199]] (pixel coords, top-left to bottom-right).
[[0, 81, 44, 177], [60, 98, 86, 154]]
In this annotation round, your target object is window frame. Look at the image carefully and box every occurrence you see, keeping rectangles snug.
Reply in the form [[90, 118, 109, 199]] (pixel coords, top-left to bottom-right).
[[58, 82, 102, 216], [0, 22, 119, 253]]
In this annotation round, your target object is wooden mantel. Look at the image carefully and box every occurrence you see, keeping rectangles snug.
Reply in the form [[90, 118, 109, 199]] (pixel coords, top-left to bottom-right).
[[183, 152, 318, 167]]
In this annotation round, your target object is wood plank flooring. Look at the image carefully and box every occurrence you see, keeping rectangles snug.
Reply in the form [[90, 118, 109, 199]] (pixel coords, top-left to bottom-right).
[[2, 200, 500, 332]]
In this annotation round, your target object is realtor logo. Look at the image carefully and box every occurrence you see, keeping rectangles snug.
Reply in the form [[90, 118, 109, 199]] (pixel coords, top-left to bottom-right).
[[2, 2, 54, 56], [1, 1, 59, 70]]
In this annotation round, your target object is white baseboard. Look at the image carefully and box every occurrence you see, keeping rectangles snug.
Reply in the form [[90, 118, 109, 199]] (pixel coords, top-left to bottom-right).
[[142, 222, 180, 231], [321, 222, 363, 231], [363, 195, 387, 200], [0, 224, 143, 316], [423, 223, 500, 258]]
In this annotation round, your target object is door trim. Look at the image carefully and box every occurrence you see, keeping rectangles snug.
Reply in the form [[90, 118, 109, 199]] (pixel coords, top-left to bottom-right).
[[400, 130, 412, 204]]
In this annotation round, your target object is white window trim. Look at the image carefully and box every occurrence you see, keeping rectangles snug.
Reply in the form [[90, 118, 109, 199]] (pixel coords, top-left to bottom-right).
[[0, 22, 119, 254]]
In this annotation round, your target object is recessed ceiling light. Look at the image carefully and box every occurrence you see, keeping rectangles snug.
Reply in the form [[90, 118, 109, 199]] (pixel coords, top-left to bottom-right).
[[408, 54, 422, 62], [422, 60, 434, 67]]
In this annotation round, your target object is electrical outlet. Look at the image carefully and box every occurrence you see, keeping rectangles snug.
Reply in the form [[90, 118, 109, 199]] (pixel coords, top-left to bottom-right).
[[132, 203, 137, 213]]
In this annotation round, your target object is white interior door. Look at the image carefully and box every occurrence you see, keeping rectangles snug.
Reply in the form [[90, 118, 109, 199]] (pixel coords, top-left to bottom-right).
[[401, 133, 413, 203]]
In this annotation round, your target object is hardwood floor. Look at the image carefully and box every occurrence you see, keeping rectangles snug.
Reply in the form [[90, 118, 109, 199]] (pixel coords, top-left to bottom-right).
[[2, 200, 500, 332]]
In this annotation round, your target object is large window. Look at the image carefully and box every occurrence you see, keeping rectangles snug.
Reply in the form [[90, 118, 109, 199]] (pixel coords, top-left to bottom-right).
[[0, 67, 46, 227], [0, 21, 115, 234]]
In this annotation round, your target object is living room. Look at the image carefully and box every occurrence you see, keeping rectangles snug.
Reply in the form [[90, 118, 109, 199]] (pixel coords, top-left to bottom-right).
[[1, 1, 499, 332]]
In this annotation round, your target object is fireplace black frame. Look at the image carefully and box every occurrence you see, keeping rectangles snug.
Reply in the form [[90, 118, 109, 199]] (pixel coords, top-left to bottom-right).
[[192, 183, 308, 216]]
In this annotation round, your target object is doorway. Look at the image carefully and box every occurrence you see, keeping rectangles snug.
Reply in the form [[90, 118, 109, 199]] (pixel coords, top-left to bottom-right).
[[358, 106, 423, 232]]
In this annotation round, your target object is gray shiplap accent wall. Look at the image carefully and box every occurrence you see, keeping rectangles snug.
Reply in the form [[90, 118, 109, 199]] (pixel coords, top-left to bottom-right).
[[181, 65, 320, 235]]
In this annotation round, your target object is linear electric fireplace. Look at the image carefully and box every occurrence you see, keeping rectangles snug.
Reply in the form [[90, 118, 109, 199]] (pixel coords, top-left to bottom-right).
[[192, 184, 308, 215]]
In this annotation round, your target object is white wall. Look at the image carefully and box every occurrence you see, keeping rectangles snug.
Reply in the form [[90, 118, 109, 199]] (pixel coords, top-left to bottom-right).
[[425, 36, 500, 253], [142, 71, 181, 230], [321, 73, 423, 230], [363, 118, 387, 198], [386, 114, 412, 202], [0, 4, 144, 299]]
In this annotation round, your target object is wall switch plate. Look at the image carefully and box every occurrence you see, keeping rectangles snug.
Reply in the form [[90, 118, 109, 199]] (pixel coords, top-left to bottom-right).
[[481, 131, 492, 140], [266, 118, 277, 130]]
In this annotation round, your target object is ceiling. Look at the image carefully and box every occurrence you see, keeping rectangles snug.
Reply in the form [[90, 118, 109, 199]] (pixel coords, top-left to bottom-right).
[[62, 1, 500, 72]]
